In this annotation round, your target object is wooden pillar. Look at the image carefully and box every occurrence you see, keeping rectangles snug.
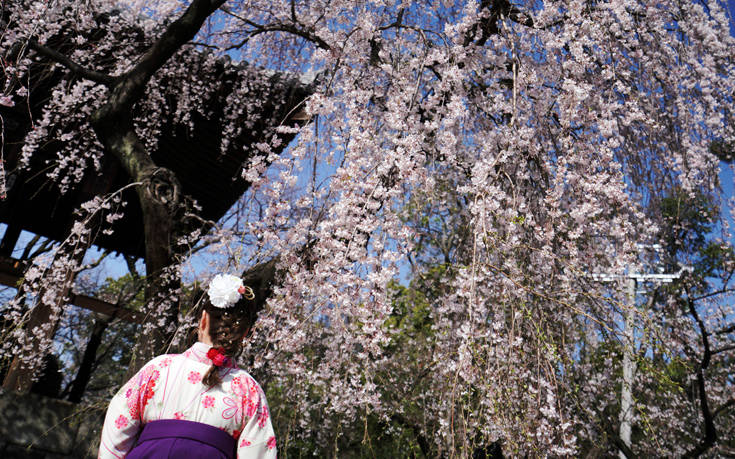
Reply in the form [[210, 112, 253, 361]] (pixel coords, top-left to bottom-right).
[[0, 224, 21, 257]]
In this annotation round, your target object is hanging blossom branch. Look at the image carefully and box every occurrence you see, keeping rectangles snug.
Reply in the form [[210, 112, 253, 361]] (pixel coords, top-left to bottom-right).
[[0, 114, 6, 200], [26, 40, 115, 86], [0, 183, 135, 372]]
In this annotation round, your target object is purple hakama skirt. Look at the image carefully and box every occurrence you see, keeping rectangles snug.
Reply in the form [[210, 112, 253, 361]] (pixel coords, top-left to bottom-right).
[[126, 419, 236, 459]]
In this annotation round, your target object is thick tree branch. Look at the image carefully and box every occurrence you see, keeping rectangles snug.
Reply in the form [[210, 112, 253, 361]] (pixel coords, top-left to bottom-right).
[[715, 322, 735, 335], [101, 0, 226, 118], [711, 344, 735, 355], [600, 413, 635, 458], [27, 40, 115, 86], [92, 0, 227, 183], [683, 369, 718, 458], [713, 398, 735, 419], [686, 291, 712, 371], [257, 23, 331, 50], [378, 8, 405, 31], [683, 286, 717, 458], [612, 434, 635, 459]]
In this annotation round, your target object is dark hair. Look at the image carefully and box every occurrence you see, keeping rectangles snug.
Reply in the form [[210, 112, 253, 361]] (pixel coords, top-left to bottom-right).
[[201, 287, 257, 387]]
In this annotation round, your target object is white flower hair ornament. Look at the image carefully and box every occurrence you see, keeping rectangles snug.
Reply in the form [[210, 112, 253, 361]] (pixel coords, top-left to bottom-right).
[[207, 274, 255, 308]]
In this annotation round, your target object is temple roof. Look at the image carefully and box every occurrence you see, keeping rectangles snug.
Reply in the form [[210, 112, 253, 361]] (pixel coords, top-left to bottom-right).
[[0, 59, 311, 258]]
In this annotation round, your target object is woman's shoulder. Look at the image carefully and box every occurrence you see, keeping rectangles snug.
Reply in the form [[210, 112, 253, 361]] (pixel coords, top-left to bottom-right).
[[223, 366, 261, 384], [137, 353, 180, 373], [221, 368, 266, 396], [152, 353, 179, 366], [124, 354, 178, 383]]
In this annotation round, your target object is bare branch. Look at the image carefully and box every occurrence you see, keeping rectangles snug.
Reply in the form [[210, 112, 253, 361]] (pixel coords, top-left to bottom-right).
[[80, 249, 111, 271], [186, 41, 220, 50], [682, 286, 717, 457], [691, 287, 735, 302], [221, 7, 331, 51], [711, 344, 735, 355], [716, 322, 735, 335]]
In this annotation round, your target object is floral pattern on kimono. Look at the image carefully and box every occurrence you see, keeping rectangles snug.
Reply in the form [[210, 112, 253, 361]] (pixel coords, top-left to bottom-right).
[[99, 342, 276, 459]]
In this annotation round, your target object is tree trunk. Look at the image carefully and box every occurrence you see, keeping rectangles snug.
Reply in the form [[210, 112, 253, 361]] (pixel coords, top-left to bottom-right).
[[87, 0, 228, 378], [90, 119, 184, 378], [66, 314, 113, 403]]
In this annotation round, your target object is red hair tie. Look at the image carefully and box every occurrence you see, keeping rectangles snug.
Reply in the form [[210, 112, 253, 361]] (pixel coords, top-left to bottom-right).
[[206, 347, 229, 367]]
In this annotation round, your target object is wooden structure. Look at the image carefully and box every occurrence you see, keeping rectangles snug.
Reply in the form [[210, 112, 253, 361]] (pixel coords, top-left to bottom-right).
[[0, 63, 310, 320], [0, 71, 310, 259], [0, 256, 144, 323]]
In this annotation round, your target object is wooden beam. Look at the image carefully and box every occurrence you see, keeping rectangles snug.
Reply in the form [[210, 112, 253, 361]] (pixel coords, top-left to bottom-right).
[[0, 256, 143, 324], [69, 292, 144, 324], [0, 224, 22, 257]]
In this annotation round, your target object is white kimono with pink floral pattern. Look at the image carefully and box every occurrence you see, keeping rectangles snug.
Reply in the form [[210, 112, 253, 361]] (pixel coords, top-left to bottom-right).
[[99, 342, 276, 458]]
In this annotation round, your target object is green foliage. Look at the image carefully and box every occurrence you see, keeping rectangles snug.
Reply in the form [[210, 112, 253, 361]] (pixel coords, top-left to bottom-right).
[[384, 280, 432, 342], [696, 241, 735, 280], [98, 274, 146, 309], [659, 188, 733, 290]]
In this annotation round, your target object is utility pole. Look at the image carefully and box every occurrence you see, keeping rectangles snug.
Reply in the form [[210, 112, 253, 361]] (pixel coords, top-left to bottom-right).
[[592, 245, 691, 459], [619, 273, 636, 458]]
